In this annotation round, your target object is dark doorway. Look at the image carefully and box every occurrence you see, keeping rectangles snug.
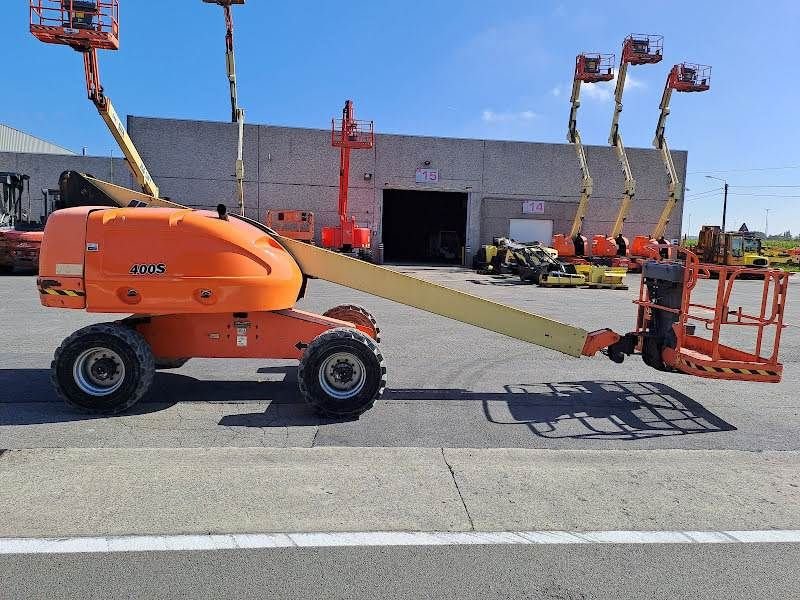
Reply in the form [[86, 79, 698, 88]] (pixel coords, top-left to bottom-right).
[[382, 189, 468, 263]]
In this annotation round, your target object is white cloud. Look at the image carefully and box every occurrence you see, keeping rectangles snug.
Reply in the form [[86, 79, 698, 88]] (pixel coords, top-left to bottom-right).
[[481, 109, 539, 124], [581, 72, 646, 103], [550, 85, 562, 97]]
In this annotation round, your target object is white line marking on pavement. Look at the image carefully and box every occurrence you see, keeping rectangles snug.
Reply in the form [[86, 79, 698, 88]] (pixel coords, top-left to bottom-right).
[[1, 530, 799, 555]]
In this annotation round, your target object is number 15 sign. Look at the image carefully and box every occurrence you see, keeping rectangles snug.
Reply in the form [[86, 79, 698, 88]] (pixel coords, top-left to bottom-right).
[[415, 168, 439, 183]]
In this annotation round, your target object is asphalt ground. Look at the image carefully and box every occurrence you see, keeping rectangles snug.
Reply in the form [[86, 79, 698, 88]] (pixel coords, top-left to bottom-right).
[[1, 268, 797, 451], [0, 268, 798, 599]]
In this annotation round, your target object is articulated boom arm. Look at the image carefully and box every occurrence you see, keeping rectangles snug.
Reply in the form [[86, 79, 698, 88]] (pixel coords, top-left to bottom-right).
[[567, 78, 593, 239], [651, 80, 678, 240], [608, 58, 636, 239], [205, 0, 246, 216], [83, 49, 159, 198]]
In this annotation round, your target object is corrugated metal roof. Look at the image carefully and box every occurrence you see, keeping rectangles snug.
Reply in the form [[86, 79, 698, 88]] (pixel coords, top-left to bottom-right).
[[0, 124, 75, 155]]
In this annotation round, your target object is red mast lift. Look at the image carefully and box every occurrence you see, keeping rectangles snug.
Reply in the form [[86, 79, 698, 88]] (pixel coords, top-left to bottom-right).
[[553, 53, 614, 259], [593, 34, 663, 260], [630, 63, 711, 260], [29, 1, 160, 198], [321, 100, 375, 257]]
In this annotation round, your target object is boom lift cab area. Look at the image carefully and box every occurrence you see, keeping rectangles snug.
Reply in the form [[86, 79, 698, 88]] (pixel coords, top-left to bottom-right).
[[37, 192, 789, 417], [553, 53, 614, 259], [593, 34, 663, 259], [631, 63, 711, 260]]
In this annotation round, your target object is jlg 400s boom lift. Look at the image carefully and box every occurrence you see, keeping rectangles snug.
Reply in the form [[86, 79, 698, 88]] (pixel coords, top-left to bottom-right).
[[631, 63, 711, 260], [36, 175, 790, 417], [30, 1, 159, 198], [322, 100, 374, 259], [553, 53, 614, 259], [594, 34, 663, 260], [553, 53, 614, 258]]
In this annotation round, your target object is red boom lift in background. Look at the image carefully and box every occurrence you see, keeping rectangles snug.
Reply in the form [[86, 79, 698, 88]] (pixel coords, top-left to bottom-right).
[[322, 100, 375, 259]]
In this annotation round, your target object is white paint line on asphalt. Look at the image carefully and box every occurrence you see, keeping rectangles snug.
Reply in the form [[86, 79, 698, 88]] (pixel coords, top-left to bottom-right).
[[1, 530, 800, 555]]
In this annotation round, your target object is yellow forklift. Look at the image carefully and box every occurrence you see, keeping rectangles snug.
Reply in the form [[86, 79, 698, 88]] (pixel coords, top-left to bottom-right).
[[695, 226, 769, 268]]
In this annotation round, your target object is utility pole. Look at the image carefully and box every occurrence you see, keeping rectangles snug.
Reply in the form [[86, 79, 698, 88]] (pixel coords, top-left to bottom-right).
[[705, 175, 728, 232], [722, 182, 728, 232]]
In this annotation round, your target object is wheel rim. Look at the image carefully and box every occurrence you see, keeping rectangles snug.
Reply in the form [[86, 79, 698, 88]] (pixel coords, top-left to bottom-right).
[[318, 351, 366, 400], [73, 347, 126, 396]]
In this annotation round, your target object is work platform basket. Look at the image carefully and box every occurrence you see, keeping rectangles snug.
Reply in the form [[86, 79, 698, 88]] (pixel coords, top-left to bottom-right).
[[669, 63, 711, 93], [575, 53, 615, 83], [30, 0, 119, 50]]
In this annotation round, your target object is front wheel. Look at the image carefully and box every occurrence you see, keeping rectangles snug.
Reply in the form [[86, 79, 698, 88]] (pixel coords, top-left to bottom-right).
[[51, 323, 155, 414], [298, 328, 386, 418]]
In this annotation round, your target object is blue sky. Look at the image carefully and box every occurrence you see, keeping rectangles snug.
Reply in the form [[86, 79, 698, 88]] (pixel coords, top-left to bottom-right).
[[6, 1, 800, 235]]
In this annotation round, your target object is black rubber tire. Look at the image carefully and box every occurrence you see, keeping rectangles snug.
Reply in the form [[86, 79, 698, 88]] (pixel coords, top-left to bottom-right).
[[0, 264, 13, 275], [154, 358, 190, 370], [51, 322, 155, 415], [322, 304, 381, 343], [357, 248, 374, 263], [298, 327, 386, 418]]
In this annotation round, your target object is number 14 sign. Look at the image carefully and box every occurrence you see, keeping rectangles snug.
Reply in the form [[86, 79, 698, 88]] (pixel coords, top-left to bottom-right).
[[522, 200, 545, 214]]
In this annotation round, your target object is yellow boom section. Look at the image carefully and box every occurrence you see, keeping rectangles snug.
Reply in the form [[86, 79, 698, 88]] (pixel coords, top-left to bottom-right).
[[280, 237, 589, 357], [79, 175, 591, 357]]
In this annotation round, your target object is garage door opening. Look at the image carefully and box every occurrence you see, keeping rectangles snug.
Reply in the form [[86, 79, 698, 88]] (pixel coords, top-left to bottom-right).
[[382, 189, 467, 263]]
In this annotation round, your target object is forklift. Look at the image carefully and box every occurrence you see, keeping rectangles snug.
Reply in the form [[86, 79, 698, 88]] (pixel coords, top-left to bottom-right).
[[695, 226, 769, 268]]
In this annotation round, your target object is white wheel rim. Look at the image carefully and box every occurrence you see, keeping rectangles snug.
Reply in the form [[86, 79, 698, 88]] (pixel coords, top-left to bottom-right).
[[318, 351, 366, 400], [73, 347, 126, 396]]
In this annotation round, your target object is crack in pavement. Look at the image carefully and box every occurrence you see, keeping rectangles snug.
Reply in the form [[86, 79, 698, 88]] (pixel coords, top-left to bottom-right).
[[440, 447, 474, 531]]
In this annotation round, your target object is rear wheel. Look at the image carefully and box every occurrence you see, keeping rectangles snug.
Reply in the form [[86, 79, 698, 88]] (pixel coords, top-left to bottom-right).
[[298, 328, 386, 418], [51, 323, 155, 414], [322, 304, 381, 343]]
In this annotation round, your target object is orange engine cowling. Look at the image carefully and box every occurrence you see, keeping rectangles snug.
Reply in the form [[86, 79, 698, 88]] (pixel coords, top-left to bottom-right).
[[38, 206, 303, 314]]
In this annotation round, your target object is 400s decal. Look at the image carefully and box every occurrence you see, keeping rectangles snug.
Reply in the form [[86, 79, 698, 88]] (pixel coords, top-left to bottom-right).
[[129, 263, 167, 275]]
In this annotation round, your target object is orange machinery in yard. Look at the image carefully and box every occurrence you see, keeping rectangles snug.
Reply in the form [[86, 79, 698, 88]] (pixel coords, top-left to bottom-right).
[[321, 100, 374, 258], [593, 34, 663, 262], [630, 63, 711, 262], [553, 53, 614, 260], [35, 178, 789, 419], [266, 210, 315, 243]]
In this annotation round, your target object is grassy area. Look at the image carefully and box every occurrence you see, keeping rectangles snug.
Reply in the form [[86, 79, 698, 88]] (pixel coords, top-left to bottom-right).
[[763, 240, 800, 250]]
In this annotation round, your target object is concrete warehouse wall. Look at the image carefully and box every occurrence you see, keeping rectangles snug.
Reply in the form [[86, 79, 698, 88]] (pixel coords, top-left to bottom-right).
[[0, 151, 131, 220], [128, 116, 687, 259]]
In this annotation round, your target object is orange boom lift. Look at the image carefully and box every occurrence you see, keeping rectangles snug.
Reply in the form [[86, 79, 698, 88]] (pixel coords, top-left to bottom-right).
[[630, 63, 711, 261], [553, 53, 614, 259], [321, 100, 374, 259], [28, 8, 791, 419], [593, 34, 663, 260]]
